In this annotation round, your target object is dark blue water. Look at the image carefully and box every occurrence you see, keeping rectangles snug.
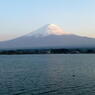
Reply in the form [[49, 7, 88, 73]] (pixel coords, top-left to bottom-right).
[[0, 54, 95, 95]]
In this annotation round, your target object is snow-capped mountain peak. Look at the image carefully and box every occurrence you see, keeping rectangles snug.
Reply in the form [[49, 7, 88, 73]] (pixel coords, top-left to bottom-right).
[[0, 24, 95, 49], [48, 24, 64, 35], [26, 24, 70, 37]]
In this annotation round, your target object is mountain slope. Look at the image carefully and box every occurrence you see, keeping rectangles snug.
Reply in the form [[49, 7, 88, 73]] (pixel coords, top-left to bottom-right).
[[0, 24, 95, 49]]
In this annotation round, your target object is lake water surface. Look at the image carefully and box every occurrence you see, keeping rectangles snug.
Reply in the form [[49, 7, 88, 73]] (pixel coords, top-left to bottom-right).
[[0, 54, 95, 95]]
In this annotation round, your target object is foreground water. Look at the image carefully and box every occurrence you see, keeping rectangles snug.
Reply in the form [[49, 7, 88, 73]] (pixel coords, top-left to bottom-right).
[[0, 54, 95, 95]]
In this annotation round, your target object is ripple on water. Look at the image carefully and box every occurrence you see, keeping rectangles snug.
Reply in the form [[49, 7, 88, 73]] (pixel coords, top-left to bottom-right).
[[0, 54, 95, 95]]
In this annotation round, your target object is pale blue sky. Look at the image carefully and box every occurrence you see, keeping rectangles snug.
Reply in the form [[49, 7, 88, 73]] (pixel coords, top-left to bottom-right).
[[0, 0, 95, 41]]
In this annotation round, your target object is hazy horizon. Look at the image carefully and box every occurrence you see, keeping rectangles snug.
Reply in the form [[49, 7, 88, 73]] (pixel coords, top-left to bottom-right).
[[0, 0, 95, 41]]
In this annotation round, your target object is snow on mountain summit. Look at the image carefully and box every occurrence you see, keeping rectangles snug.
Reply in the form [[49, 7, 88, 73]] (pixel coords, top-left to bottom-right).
[[26, 24, 70, 37]]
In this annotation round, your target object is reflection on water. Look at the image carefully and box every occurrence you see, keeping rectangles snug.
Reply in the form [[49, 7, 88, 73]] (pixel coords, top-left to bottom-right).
[[0, 54, 95, 95]]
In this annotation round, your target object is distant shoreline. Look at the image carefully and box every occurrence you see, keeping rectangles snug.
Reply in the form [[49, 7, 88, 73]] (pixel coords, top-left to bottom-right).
[[0, 48, 95, 54]]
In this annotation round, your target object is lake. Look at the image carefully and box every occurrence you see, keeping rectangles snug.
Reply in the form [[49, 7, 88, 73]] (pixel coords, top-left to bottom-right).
[[0, 54, 95, 95]]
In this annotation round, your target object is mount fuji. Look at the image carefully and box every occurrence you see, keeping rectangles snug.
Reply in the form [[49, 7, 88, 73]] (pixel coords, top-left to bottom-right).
[[0, 24, 95, 49]]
